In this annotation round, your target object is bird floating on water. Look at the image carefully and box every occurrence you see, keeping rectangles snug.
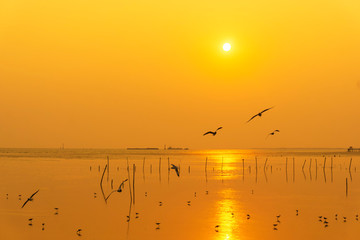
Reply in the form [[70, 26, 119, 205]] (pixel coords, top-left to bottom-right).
[[21, 190, 39, 208], [203, 127, 223, 136], [247, 107, 274, 123]]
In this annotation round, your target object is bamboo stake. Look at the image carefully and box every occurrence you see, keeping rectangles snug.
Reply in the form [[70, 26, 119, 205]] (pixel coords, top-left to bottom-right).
[[264, 158, 268, 170], [133, 164, 135, 204], [285, 157, 288, 183], [127, 160, 132, 203], [302, 159, 306, 171], [159, 157, 161, 183], [315, 158, 317, 180], [100, 164, 107, 187], [100, 164, 108, 203], [349, 158, 353, 171], [331, 157, 333, 169], [107, 156, 110, 182], [293, 157, 295, 182], [143, 157, 145, 182]]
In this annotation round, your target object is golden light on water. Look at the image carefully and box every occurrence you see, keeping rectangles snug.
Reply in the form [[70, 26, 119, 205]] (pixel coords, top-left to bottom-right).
[[215, 189, 241, 240]]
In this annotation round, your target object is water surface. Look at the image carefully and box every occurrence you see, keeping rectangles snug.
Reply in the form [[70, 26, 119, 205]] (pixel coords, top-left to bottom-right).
[[0, 148, 359, 240]]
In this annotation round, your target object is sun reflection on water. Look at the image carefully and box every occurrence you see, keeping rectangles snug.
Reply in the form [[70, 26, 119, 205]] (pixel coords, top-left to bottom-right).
[[215, 188, 242, 240]]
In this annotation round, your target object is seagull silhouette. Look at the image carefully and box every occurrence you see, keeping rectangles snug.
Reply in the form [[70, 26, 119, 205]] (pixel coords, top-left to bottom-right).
[[21, 190, 39, 208], [170, 164, 180, 177], [247, 107, 274, 123], [266, 130, 280, 139], [105, 179, 128, 201], [203, 127, 223, 136]]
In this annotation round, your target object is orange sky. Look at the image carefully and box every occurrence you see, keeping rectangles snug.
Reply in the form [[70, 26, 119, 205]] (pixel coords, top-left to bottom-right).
[[0, 0, 359, 148]]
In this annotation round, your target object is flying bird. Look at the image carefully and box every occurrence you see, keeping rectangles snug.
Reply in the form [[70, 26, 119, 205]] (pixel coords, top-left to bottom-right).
[[203, 127, 223, 136], [115, 179, 128, 193], [105, 179, 128, 201], [247, 107, 274, 123], [21, 190, 39, 208], [171, 164, 180, 177], [266, 130, 280, 139]]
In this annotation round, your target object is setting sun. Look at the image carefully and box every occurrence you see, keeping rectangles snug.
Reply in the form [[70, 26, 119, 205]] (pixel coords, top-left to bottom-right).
[[223, 43, 231, 51]]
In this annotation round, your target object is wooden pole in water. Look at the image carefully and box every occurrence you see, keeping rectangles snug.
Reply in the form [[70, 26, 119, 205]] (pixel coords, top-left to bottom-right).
[[323, 157, 326, 169], [331, 157, 333, 170], [107, 156, 110, 182], [143, 157, 145, 182], [302, 159, 306, 170], [349, 158, 352, 171], [285, 157, 288, 182], [159, 157, 161, 171], [349, 158, 353, 182], [293, 157, 295, 182], [168, 157, 170, 171], [100, 164, 107, 187], [100, 164, 108, 203], [159, 157, 161, 183], [133, 164, 135, 204], [264, 158, 268, 170], [127, 162, 132, 203]]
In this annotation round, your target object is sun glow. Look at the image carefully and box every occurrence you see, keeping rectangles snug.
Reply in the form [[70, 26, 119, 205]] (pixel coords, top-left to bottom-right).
[[223, 43, 231, 51]]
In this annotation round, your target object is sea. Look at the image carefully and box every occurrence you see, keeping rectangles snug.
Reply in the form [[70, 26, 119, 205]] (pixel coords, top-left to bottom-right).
[[0, 148, 359, 240]]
